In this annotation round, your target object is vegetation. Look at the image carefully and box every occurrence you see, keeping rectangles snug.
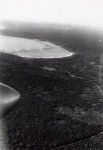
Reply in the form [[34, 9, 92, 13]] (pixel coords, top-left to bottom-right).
[[0, 22, 103, 149]]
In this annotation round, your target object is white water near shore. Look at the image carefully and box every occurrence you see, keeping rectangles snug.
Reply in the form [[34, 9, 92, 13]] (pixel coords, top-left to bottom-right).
[[0, 35, 73, 58]]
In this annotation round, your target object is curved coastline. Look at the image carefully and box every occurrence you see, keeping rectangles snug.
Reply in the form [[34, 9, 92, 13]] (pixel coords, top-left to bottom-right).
[[0, 35, 74, 58]]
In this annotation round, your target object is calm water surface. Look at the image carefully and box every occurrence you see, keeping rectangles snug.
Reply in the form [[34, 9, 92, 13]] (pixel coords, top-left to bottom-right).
[[0, 35, 73, 58]]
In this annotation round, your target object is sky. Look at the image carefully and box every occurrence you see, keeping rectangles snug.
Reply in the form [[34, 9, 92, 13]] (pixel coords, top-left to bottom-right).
[[0, 0, 103, 30]]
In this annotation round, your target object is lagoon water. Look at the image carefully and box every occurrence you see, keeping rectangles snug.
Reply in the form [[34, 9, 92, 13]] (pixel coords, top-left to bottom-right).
[[0, 35, 73, 58]]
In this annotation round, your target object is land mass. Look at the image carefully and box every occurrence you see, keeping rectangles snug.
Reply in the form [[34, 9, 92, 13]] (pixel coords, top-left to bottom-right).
[[0, 21, 103, 149]]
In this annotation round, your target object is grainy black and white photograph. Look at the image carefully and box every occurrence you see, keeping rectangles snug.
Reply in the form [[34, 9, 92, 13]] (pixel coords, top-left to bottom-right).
[[0, 0, 103, 149]]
